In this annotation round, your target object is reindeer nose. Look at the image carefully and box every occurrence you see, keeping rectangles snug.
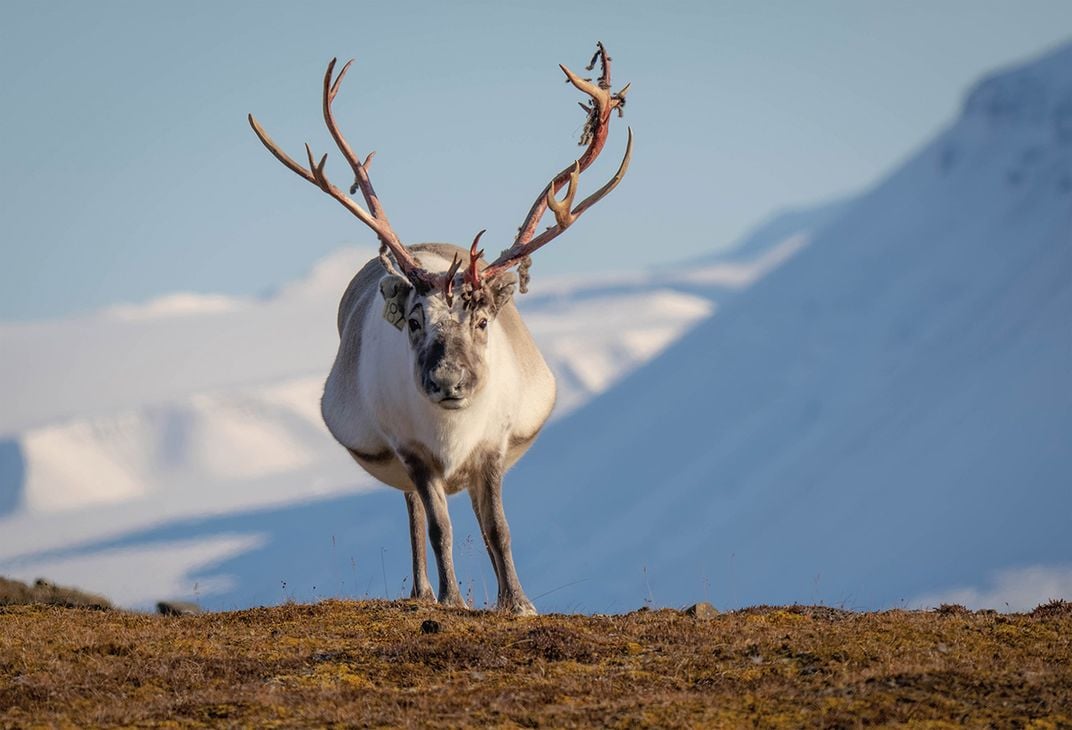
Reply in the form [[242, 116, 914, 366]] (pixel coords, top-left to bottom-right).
[[429, 366, 467, 399]]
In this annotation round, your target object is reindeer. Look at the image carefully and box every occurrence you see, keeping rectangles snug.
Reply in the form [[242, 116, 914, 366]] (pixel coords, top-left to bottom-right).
[[248, 43, 631, 615]]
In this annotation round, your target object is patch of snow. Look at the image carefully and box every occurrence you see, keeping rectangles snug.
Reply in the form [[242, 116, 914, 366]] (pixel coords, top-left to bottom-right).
[[1, 533, 266, 610], [676, 234, 810, 288], [23, 419, 149, 511]]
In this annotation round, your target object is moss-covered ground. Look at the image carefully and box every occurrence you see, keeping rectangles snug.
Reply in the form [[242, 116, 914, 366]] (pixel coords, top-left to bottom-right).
[[1, 599, 1070, 728]]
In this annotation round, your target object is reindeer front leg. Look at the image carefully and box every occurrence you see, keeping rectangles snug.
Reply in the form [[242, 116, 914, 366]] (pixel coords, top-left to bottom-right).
[[403, 491, 435, 601], [417, 479, 465, 608], [469, 455, 537, 616], [402, 448, 465, 608]]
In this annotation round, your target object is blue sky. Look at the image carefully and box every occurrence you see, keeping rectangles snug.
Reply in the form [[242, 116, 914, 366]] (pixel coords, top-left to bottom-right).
[[2, 1, 1070, 321]]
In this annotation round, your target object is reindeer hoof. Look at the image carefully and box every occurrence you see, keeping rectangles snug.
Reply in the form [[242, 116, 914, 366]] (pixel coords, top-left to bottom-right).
[[411, 587, 436, 602], [439, 593, 468, 610], [501, 597, 538, 616]]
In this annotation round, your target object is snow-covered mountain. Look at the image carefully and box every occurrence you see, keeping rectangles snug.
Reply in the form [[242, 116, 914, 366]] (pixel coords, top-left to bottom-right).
[[502, 41, 1072, 613], [0, 198, 830, 607]]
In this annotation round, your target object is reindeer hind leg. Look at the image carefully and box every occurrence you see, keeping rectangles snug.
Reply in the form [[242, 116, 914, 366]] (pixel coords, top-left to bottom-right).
[[469, 453, 536, 616]]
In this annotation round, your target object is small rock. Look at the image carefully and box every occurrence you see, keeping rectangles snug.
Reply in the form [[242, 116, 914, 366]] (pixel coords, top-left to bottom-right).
[[157, 600, 201, 616], [684, 602, 718, 619], [420, 619, 441, 634]]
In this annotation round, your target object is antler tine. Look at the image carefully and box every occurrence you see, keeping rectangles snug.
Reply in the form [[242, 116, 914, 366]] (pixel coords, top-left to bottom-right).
[[564, 127, 632, 220], [247, 114, 317, 186], [465, 229, 487, 290], [322, 58, 387, 222], [443, 253, 463, 306], [249, 112, 381, 234], [304, 144, 329, 190], [559, 64, 607, 106], [482, 43, 631, 283], [328, 58, 353, 101], [546, 161, 580, 228]]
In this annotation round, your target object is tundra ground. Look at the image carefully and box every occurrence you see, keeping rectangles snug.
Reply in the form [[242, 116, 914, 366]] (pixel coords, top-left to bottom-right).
[[1, 599, 1069, 728]]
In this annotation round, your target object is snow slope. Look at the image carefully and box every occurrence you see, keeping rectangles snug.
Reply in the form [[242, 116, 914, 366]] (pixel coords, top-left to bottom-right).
[[501, 41, 1072, 613]]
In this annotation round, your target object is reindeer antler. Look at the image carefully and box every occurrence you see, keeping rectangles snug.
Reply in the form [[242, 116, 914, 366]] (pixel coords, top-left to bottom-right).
[[481, 41, 633, 286], [250, 46, 632, 303], [465, 229, 486, 291], [248, 58, 441, 291]]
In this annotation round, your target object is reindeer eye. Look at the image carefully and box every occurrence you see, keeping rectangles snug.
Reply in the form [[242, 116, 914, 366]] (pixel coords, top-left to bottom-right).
[[477, 318, 488, 330], [408, 318, 421, 332]]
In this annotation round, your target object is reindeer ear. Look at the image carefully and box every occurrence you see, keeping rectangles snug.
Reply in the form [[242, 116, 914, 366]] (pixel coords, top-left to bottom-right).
[[379, 275, 412, 330], [487, 271, 517, 313]]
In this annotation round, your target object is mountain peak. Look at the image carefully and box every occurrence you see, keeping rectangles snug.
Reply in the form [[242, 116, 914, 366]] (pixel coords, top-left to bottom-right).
[[962, 40, 1072, 141]]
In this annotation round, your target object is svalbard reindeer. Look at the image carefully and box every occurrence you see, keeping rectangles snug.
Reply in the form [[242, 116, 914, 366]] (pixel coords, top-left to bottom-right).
[[249, 43, 631, 615]]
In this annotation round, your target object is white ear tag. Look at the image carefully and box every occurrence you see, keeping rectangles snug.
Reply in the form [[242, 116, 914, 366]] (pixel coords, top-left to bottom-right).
[[380, 279, 407, 331]]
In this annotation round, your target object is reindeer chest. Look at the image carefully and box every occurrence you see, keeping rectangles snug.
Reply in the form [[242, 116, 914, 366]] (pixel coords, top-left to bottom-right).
[[381, 407, 505, 493], [391, 394, 512, 478]]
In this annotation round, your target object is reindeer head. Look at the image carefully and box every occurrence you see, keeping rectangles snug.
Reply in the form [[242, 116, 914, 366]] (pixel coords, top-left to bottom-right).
[[378, 236, 518, 408], [250, 44, 632, 410]]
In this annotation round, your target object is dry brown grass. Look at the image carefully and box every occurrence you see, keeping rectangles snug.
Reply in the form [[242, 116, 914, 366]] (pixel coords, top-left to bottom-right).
[[1, 599, 1070, 728], [0, 577, 111, 610]]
